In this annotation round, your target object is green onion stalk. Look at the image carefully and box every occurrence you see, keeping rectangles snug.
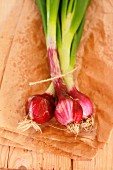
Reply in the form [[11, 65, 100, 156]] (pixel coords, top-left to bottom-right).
[[21, 0, 94, 133], [36, 0, 84, 134], [57, 0, 94, 130]]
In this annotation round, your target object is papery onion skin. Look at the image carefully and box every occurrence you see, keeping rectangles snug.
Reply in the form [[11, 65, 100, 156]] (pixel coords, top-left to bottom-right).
[[69, 86, 93, 119], [26, 93, 55, 124], [55, 96, 83, 126]]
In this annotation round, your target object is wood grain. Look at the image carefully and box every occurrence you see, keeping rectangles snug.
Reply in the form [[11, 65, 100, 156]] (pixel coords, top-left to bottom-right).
[[73, 130, 113, 170], [4, 146, 71, 170], [0, 1, 113, 170], [0, 132, 113, 169], [0, 145, 9, 169]]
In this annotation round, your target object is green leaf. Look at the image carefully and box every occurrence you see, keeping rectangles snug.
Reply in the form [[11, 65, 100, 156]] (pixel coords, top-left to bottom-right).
[[61, 0, 69, 30], [70, 0, 90, 35], [76, 16, 85, 50], [49, 0, 60, 25], [67, 0, 74, 14], [56, 17, 62, 50], [70, 16, 85, 67], [46, 0, 60, 44]]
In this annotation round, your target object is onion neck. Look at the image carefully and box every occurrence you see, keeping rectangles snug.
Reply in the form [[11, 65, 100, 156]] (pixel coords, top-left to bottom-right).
[[47, 47, 68, 99], [47, 47, 61, 77], [64, 74, 87, 98], [63, 73, 77, 91], [46, 83, 55, 96]]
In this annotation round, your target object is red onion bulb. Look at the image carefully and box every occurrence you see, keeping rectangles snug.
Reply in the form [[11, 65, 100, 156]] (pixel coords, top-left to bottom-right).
[[26, 93, 55, 124]]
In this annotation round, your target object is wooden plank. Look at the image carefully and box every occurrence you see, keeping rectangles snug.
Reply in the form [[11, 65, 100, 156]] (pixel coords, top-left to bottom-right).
[[7, 147, 38, 170], [0, 0, 113, 170], [0, 145, 9, 169], [41, 153, 71, 170], [0, 145, 71, 169], [73, 130, 113, 170], [94, 131, 113, 170], [0, 139, 113, 170]]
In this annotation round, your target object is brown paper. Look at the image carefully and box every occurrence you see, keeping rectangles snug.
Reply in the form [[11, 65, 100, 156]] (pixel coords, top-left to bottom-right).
[[0, 0, 24, 84], [0, 137, 23, 148], [0, 129, 97, 160], [0, 0, 113, 159], [77, 0, 113, 144]]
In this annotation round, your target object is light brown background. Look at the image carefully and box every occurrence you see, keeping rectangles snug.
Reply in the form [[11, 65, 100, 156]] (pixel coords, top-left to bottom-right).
[[0, 0, 113, 169]]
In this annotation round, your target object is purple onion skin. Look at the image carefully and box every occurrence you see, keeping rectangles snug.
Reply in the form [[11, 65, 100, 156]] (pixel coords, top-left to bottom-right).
[[47, 48, 83, 126], [26, 93, 55, 124], [69, 86, 93, 119], [55, 96, 83, 126], [48, 48, 61, 77], [53, 78, 83, 125]]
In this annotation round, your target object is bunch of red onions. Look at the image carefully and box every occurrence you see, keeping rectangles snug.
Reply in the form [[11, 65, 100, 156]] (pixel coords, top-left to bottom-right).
[[18, 0, 94, 134]]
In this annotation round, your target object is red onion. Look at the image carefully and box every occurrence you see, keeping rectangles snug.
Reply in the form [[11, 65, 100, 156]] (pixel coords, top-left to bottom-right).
[[55, 96, 83, 125], [47, 47, 83, 133], [17, 93, 55, 132], [53, 78, 83, 125], [26, 93, 55, 123], [54, 78, 83, 134], [69, 86, 93, 119]]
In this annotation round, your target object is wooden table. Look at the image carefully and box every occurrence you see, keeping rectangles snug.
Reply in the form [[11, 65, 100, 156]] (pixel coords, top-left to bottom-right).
[[0, 1, 113, 169], [0, 131, 113, 170]]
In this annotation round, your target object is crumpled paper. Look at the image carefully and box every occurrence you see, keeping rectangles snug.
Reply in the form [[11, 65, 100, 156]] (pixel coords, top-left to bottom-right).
[[0, 0, 113, 160]]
